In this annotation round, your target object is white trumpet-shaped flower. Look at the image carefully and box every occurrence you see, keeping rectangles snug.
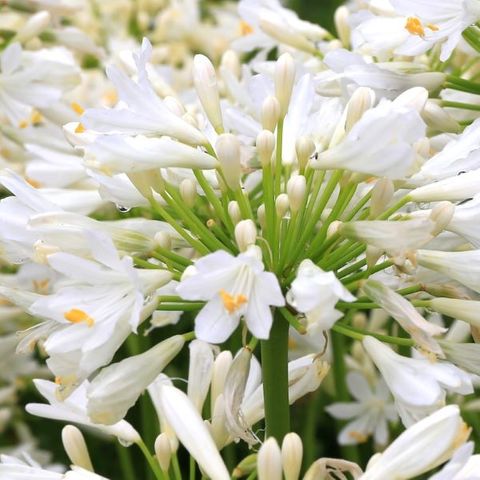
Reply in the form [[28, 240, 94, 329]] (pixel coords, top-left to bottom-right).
[[158, 384, 230, 480], [26, 379, 140, 445], [360, 405, 470, 480], [363, 336, 472, 426], [287, 259, 355, 333], [176, 246, 285, 342]]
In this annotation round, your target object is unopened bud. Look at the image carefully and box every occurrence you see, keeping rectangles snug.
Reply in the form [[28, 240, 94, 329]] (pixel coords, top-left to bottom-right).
[[275, 53, 295, 118], [235, 219, 257, 251], [257, 130, 275, 168], [216, 134, 242, 190], [261, 96, 281, 132], [345, 87, 375, 133], [370, 178, 394, 219], [164, 96, 186, 117], [211, 350, 233, 413], [395, 86, 428, 112], [187, 340, 214, 412], [15, 11, 50, 42], [276, 193, 290, 217], [180, 178, 197, 208], [295, 136, 315, 173], [366, 244, 383, 269], [327, 220, 342, 238], [228, 200, 242, 225], [282, 432, 303, 480], [258, 437, 282, 480], [221, 49, 241, 79], [257, 204, 266, 228], [424, 283, 470, 300], [62, 425, 93, 471], [334, 6, 350, 47], [210, 394, 229, 449], [154, 231, 172, 250], [193, 54, 223, 133], [423, 100, 460, 133], [233, 454, 258, 478], [287, 175, 306, 213], [430, 201, 455, 236], [154, 433, 172, 473]]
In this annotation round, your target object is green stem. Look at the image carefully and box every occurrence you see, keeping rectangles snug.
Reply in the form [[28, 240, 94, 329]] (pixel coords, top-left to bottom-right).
[[260, 309, 290, 441], [332, 323, 414, 347], [137, 439, 165, 480], [190, 456, 197, 480], [116, 442, 136, 480], [171, 454, 182, 480], [274, 120, 284, 195]]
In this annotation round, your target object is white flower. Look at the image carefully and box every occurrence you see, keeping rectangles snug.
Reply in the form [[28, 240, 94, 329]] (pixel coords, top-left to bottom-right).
[[158, 384, 230, 480], [362, 280, 446, 355], [27, 231, 171, 394], [309, 92, 426, 178], [82, 39, 206, 146], [176, 246, 285, 342], [26, 379, 140, 445], [363, 336, 473, 427], [391, 0, 480, 61], [429, 442, 480, 480], [416, 249, 480, 294], [286, 259, 355, 333], [86, 336, 185, 425], [326, 371, 397, 446], [445, 194, 480, 248], [360, 405, 470, 480]]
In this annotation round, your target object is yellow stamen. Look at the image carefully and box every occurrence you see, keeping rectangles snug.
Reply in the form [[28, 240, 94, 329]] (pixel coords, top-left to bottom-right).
[[102, 90, 118, 106], [71, 102, 85, 115], [30, 110, 43, 125], [426, 23, 439, 31], [239, 20, 253, 36], [18, 119, 29, 129], [26, 177, 42, 188], [348, 431, 368, 443], [75, 122, 85, 133], [64, 308, 95, 327], [219, 289, 248, 314], [405, 16, 425, 37]]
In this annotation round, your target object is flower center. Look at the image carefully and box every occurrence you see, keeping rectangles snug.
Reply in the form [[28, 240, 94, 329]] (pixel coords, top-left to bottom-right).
[[405, 16, 439, 38], [64, 308, 95, 327], [239, 20, 253, 36], [219, 289, 248, 314]]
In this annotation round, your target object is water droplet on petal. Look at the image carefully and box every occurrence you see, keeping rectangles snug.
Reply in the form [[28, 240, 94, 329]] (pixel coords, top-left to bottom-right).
[[116, 204, 131, 213]]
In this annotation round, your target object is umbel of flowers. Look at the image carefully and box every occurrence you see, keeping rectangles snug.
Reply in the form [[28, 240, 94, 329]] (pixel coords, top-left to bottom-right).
[[1, 0, 480, 478]]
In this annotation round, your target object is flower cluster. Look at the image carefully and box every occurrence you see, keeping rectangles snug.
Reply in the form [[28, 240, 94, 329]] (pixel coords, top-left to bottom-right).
[[1, 0, 480, 478]]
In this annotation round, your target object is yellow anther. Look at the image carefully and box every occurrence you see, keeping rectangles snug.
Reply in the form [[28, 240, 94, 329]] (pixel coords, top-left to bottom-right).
[[75, 122, 85, 133], [26, 177, 42, 188], [219, 289, 248, 314], [64, 308, 95, 327], [18, 119, 29, 129], [239, 20, 253, 36], [71, 102, 85, 115], [30, 110, 43, 125], [102, 90, 118, 106], [405, 16, 425, 37], [426, 23, 439, 31], [348, 431, 368, 443]]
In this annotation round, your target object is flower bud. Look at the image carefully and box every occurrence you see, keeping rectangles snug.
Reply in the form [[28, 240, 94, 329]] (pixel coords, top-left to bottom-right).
[[155, 433, 172, 473], [327, 220, 342, 238], [235, 219, 257, 251], [369, 178, 394, 219], [261, 96, 281, 132], [210, 394, 229, 449], [211, 350, 233, 413], [180, 178, 197, 208], [87, 336, 185, 425], [193, 54, 224, 133], [287, 175, 306, 214], [154, 231, 172, 250], [221, 49, 241, 78], [187, 340, 215, 412], [164, 96, 186, 117], [334, 6, 350, 47], [429, 201, 455, 236], [422, 100, 460, 133], [258, 438, 282, 480], [345, 87, 375, 133], [257, 204, 266, 228], [62, 425, 94, 471], [257, 130, 275, 168], [275, 53, 295, 118], [295, 136, 315, 173], [216, 134, 242, 190], [260, 18, 316, 54], [276, 193, 290, 217], [15, 11, 51, 43], [228, 200, 242, 225], [282, 432, 303, 480]]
